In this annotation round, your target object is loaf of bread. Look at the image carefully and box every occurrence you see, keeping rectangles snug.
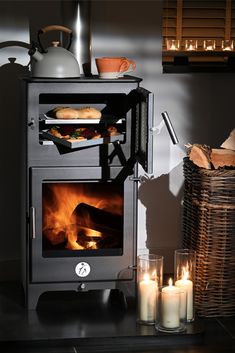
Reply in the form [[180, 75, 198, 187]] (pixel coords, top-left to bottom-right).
[[54, 107, 102, 119]]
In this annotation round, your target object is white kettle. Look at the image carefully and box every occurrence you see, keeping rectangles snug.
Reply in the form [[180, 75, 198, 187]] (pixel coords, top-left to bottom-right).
[[29, 25, 80, 78]]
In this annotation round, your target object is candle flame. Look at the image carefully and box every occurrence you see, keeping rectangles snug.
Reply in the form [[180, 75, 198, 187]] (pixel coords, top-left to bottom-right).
[[143, 273, 150, 282], [168, 278, 173, 286], [182, 266, 189, 280]]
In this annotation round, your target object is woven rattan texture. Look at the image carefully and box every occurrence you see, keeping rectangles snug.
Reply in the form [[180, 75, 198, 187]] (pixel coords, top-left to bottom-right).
[[182, 158, 235, 317]]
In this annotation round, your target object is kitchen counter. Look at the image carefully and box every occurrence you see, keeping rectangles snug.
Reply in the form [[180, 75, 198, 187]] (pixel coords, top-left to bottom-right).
[[0, 282, 234, 353]]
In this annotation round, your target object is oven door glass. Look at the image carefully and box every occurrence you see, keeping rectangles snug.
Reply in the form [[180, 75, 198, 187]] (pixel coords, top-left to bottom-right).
[[42, 181, 124, 257]]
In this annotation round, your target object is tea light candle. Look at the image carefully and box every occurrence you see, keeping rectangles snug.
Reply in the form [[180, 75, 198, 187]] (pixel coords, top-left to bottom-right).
[[185, 39, 198, 51], [139, 273, 158, 322], [161, 278, 180, 328], [203, 40, 216, 51], [175, 267, 193, 321], [222, 40, 234, 51], [166, 39, 180, 51]]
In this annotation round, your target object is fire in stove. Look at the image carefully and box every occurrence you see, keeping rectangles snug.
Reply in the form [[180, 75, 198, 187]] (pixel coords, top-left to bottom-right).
[[42, 182, 124, 255]]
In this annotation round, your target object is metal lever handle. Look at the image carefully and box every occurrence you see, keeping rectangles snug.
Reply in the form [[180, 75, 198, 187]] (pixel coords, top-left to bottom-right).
[[161, 111, 179, 145], [30, 207, 36, 239]]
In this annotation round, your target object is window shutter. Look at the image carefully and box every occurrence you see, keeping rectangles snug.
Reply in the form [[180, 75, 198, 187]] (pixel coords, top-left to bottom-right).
[[162, 0, 235, 51]]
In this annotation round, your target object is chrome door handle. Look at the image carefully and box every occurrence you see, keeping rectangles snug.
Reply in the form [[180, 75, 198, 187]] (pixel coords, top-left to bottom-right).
[[30, 206, 36, 239]]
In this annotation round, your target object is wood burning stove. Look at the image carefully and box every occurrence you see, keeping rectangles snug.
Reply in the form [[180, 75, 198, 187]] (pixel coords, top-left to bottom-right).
[[21, 76, 153, 309]]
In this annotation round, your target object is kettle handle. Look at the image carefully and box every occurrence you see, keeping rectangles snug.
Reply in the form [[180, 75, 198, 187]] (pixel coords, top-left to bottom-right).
[[37, 25, 73, 52]]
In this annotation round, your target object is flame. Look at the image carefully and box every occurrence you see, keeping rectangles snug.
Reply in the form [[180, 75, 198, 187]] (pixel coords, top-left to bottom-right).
[[143, 273, 150, 282], [168, 277, 173, 287], [152, 269, 156, 278], [42, 183, 122, 250], [182, 266, 189, 280]]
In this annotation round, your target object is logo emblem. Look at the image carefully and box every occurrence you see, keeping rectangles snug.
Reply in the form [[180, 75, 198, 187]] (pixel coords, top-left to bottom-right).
[[75, 262, 91, 278]]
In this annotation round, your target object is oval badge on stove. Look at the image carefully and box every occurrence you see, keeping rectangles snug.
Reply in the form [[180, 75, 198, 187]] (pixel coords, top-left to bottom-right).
[[75, 262, 91, 278]]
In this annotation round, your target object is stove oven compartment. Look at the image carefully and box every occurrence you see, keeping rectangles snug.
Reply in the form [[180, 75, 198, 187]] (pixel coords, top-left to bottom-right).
[[24, 77, 153, 173]]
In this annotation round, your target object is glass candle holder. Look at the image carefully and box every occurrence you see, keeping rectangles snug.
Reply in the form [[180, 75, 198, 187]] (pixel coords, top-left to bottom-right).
[[155, 279, 186, 333], [166, 39, 180, 51], [184, 39, 198, 51], [222, 40, 234, 51], [174, 249, 196, 322], [137, 254, 163, 325], [203, 39, 216, 51]]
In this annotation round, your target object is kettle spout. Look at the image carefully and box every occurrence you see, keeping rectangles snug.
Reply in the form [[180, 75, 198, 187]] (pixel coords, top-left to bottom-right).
[[28, 47, 44, 61]]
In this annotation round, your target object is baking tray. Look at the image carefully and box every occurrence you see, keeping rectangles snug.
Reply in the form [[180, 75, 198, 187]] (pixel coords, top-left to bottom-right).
[[42, 130, 125, 149], [42, 114, 123, 124]]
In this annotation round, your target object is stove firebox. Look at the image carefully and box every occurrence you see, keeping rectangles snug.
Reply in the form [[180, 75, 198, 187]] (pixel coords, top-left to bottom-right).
[[42, 182, 124, 256], [22, 76, 153, 309]]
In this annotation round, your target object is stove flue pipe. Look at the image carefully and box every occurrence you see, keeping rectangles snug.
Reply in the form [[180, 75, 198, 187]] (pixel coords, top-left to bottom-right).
[[61, 0, 91, 76]]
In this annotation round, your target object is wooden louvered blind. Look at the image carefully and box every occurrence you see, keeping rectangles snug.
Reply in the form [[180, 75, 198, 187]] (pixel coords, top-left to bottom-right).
[[162, 0, 235, 50]]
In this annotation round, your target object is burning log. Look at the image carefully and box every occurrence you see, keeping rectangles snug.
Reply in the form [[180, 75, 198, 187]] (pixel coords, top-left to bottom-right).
[[72, 202, 123, 238]]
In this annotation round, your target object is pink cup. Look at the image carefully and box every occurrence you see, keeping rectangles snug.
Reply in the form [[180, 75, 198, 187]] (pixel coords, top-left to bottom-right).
[[95, 57, 136, 79]]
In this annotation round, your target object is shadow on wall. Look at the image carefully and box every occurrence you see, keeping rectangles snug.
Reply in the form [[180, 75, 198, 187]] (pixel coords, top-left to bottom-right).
[[0, 42, 30, 280], [138, 163, 184, 274]]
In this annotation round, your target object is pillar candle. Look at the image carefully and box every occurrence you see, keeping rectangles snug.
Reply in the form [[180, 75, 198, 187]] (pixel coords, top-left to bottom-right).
[[175, 266, 194, 321], [161, 279, 180, 329], [139, 273, 158, 322], [175, 268, 193, 321]]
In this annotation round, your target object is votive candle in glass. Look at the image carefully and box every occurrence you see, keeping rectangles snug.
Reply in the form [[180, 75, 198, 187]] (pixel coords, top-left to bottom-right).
[[222, 40, 234, 51], [155, 278, 186, 333], [203, 39, 216, 51], [185, 39, 198, 51], [174, 249, 196, 322], [166, 39, 180, 51], [137, 254, 163, 325]]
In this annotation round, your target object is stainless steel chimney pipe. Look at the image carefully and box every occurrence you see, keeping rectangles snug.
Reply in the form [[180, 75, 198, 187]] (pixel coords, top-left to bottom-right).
[[61, 0, 91, 76]]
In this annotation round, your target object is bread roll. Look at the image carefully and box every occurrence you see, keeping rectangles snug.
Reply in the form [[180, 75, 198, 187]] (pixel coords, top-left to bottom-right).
[[55, 107, 101, 119], [55, 108, 80, 119], [77, 107, 102, 119]]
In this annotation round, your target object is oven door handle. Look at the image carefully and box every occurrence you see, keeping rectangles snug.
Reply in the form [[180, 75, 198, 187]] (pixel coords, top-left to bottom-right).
[[30, 206, 36, 239]]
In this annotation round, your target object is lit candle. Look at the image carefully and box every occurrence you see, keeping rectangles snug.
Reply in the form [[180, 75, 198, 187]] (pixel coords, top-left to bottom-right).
[[222, 40, 234, 51], [161, 278, 180, 329], [203, 40, 216, 51], [175, 267, 193, 321], [139, 273, 158, 322], [185, 40, 197, 51], [166, 39, 180, 51], [170, 44, 177, 50]]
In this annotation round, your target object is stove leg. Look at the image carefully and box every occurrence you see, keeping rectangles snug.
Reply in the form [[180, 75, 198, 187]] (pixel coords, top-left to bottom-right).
[[26, 285, 42, 310]]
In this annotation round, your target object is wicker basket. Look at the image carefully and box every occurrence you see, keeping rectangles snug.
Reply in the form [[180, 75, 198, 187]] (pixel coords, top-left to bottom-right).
[[182, 157, 235, 317]]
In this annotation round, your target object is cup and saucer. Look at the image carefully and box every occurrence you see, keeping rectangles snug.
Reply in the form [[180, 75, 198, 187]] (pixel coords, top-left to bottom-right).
[[95, 57, 136, 79]]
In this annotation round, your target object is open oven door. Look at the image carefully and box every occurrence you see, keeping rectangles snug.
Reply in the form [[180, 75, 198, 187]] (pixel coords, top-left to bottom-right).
[[135, 87, 154, 174]]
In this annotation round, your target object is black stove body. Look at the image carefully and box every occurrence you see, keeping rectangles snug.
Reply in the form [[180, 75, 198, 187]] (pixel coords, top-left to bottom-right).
[[21, 76, 153, 309]]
